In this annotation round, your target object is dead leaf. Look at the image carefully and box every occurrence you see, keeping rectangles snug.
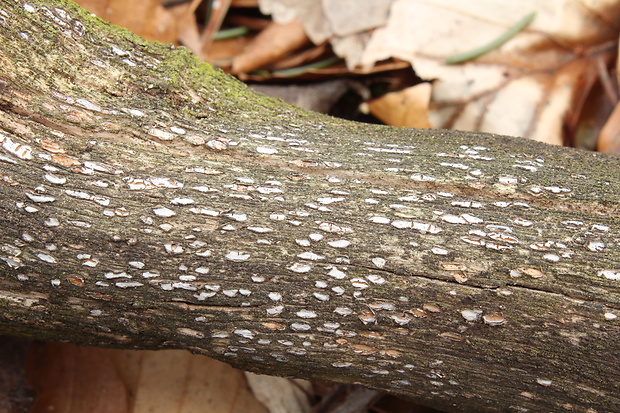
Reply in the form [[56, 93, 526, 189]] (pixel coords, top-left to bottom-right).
[[128, 350, 267, 413], [270, 43, 331, 71], [205, 16, 270, 67], [261, 0, 620, 145], [365, 83, 432, 128], [232, 20, 310, 74], [26, 344, 270, 413], [27, 342, 128, 413], [208, 35, 257, 69], [322, 0, 393, 37], [357, 0, 620, 144], [598, 102, 620, 152], [232, 0, 260, 6], [245, 372, 312, 413], [259, 0, 394, 67], [170, 0, 203, 56]]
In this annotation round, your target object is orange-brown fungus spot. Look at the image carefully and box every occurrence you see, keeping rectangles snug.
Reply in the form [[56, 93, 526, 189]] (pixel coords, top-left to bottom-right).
[[52, 153, 80, 166], [40, 139, 64, 153], [66, 276, 84, 287]]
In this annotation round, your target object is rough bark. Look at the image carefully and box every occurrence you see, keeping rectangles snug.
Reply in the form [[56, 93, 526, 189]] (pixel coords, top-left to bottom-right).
[[0, 1, 619, 412]]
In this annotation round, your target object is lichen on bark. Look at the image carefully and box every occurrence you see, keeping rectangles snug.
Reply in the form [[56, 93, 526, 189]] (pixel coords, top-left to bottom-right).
[[0, 1, 619, 412]]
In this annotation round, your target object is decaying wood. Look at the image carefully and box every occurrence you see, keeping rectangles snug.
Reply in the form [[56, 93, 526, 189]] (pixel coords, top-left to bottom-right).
[[0, 1, 619, 412]]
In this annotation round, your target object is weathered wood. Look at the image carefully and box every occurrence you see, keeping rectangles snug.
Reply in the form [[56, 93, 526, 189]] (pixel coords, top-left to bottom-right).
[[0, 1, 619, 412]]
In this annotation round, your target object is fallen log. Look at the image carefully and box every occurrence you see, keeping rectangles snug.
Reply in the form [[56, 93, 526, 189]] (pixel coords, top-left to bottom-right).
[[0, 1, 619, 411]]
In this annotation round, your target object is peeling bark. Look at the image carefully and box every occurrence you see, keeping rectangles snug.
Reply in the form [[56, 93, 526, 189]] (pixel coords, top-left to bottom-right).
[[0, 1, 619, 412]]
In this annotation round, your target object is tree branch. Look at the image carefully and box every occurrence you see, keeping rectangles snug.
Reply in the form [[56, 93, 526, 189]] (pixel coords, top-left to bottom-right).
[[0, 1, 619, 412]]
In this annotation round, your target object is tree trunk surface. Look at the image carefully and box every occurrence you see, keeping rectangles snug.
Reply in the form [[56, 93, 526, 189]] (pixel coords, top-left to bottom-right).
[[1, 1, 619, 412]]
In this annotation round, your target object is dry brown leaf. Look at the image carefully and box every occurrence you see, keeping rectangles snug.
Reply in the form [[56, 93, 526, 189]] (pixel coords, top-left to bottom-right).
[[232, 20, 310, 74], [128, 350, 268, 413], [598, 102, 620, 152], [563, 58, 605, 148], [245, 372, 313, 413], [597, 38, 620, 152], [270, 43, 330, 71], [259, 0, 394, 67], [259, 1, 330, 44], [566, 56, 617, 149], [26, 343, 128, 413], [357, 0, 620, 144], [208, 36, 257, 69], [170, 0, 203, 56], [261, 0, 620, 145], [322, 0, 393, 37], [617, 40, 620, 88], [76, 0, 178, 43], [27, 344, 269, 413], [232, 0, 260, 6], [365, 83, 432, 128]]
